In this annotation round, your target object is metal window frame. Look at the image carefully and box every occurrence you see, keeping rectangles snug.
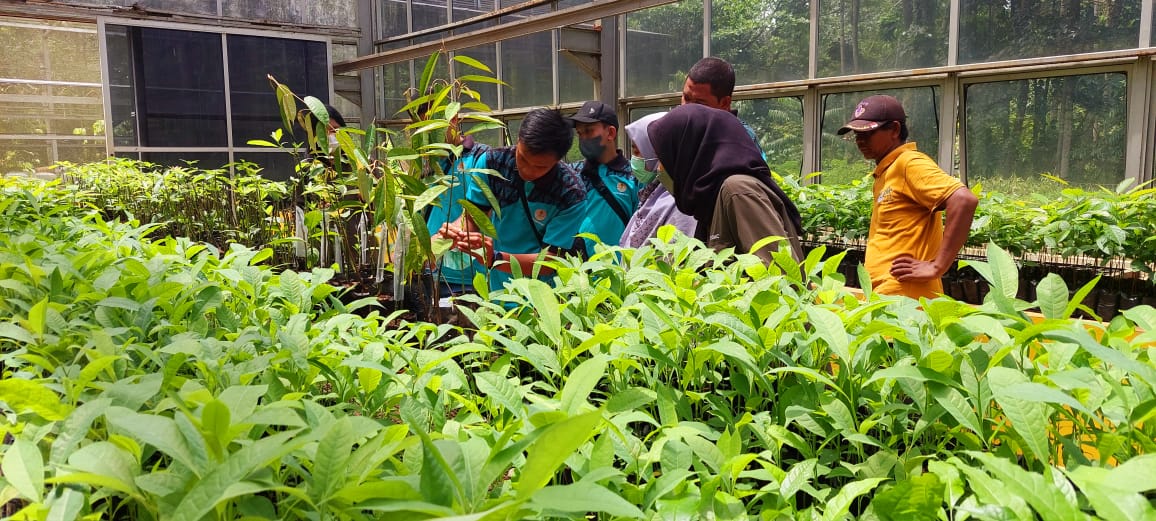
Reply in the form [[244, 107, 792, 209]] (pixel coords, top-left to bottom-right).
[[97, 16, 333, 167]]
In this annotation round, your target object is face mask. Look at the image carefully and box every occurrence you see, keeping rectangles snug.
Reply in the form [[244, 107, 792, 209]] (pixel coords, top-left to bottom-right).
[[656, 168, 675, 194], [629, 156, 658, 184], [579, 137, 606, 160], [328, 133, 340, 149]]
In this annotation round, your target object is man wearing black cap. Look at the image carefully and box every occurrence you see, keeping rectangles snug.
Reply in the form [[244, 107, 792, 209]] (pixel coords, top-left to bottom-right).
[[569, 100, 639, 257], [838, 94, 978, 299]]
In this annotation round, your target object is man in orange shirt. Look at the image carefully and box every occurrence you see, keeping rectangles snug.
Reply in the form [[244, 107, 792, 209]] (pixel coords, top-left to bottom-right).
[[837, 95, 979, 299]]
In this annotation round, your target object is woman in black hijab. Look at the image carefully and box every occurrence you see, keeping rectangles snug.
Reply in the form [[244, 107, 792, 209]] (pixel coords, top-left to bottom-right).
[[647, 103, 804, 263]]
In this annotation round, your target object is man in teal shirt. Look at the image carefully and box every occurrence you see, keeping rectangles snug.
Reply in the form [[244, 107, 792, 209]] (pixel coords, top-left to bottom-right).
[[439, 108, 586, 294], [568, 100, 639, 257]]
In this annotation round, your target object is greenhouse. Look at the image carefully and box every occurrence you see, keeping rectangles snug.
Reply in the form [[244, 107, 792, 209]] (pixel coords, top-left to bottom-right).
[[2, 0, 1156, 519]]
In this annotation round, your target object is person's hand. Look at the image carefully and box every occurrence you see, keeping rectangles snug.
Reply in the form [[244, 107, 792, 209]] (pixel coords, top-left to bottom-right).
[[456, 233, 494, 265], [890, 255, 943, 282]]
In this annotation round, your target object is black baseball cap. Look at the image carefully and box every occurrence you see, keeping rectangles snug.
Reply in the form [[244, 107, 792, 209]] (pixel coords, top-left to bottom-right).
[[837, 95, 906, 135], [569, 100, 619, 128]]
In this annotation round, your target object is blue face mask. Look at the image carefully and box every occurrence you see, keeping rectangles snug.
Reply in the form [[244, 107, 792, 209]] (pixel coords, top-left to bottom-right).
[[629, 156, 658, 184]]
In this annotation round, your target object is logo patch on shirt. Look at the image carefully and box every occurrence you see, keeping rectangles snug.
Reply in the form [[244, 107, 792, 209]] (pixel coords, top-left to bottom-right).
[[877, 186, 894, 204], [616, 182, 627, 193], [534, 208, 547, 222]]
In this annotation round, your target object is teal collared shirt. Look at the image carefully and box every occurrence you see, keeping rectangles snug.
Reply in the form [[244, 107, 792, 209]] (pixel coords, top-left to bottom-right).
[[570, 152, 639, 257]]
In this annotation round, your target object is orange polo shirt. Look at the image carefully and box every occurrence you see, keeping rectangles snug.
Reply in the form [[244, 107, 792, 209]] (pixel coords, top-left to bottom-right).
[[866, 143, 965, 299]]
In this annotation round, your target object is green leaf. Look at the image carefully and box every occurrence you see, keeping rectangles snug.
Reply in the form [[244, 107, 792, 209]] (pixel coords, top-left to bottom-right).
[[871, 473, 943, 521], [1065, 466, 1156, 521], [456, 74, 507, 86], [50, 398, 111, 466], [311, 416, 355, 506], [106, 406, 201, 474], [1106, 454, 1156, 493], [521, 280, 562, 341], [820, 477, 887, 521], [3, 438, 44, 502], [273, 80, 296, 136], [531, 482, 643, 518], [559, 357, 607, 414], [418, 53, 441, 97], [26, 296, 47, 338], [1002, 382, 1093, 417], [515, 411, 602, 497], [474, 371, 525, 416], [201, 399, 231, 458], [61, 442, 140, 498], [930, 384, 982, 434], [606, 387, 656, 414], [452, 54, 493, 73], [445, 101, 461, 121], [988, 367, 1050, 463], [169, 431, 306, 521], [1035, 274, 1069, 319], [459, 200, 497, 238], [0, 378, 69, 421], [968, 452, 1083, 521], [45, 485, 85, 521], [304, 96, 329, 127], [807, 305, 851, 362], [986, 242, 1019, 301]]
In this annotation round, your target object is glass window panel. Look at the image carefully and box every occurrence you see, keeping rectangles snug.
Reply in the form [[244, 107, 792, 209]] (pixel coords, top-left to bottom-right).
[[379, 0, 409, 38], [56, 141, 107, 165], [228, 35, 328, 145], [712, 1, 809, 85], [558, 30, 593, 104], [733, 97, 804, 178], [46, 24, 100, 82], [221, 2, 356, 28], [820, 86, 941, 185], [412, 0, 448, 32], [0, 19, 100, 83], [0, 25, 46, 80], [499, 0, 549, 24], [500, 32, 554, 108], [107, 26, 228, 148], [104, 24, 138, 147], [454, 44, 499, 110], [378, 60, 412, 119], [140, 151, 230, 169], [625, 0, 704, 97], [453, 0, 495, 22], [233, 151, 301, 181], [0, 140, 51, 173], [965, 73, 1126, 192], [960, 0, 1141, 64], [818, 0, 948, 77]]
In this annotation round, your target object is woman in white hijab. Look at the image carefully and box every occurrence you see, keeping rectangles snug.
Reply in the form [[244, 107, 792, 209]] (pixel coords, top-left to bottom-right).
[[619, 112, 698, 248]]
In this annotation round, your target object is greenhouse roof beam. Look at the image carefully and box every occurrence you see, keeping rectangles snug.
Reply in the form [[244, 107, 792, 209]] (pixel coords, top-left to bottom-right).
[[335, 0, 675, 74]]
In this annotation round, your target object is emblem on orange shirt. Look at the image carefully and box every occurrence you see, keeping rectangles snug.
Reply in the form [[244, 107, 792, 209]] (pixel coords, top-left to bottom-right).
[[877, 186, 894, 204]]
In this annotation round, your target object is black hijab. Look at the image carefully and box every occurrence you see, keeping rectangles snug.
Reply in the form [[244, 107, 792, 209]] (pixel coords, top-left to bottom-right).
[[647, 103, 803, 242]]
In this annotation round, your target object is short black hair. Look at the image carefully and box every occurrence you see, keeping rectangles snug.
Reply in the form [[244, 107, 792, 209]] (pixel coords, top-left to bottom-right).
[[324, 103, 347, 128], [687, 57, 736, 100], [518, 108, 573, 160]]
